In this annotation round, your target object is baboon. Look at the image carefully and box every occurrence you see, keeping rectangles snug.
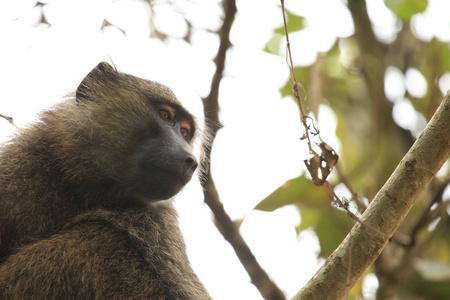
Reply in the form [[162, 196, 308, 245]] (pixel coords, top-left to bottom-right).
[[0, 62, 211, 299]]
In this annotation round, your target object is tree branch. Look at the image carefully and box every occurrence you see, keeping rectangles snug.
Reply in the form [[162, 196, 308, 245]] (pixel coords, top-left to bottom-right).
[[0, 113, 19, 129], [292, 92, 450, 300], [201, 1, 285, 299]]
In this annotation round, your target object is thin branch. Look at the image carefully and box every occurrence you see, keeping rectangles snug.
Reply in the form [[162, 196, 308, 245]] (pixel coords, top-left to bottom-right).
[[280, 0, 311, 149], [408, 180, 449, 241], [201, 0, 285, 299], [0, 113, 19, 129], [335, 164, 367, 213], [325, 182, 392, 241], [292, 92, 450, 300]]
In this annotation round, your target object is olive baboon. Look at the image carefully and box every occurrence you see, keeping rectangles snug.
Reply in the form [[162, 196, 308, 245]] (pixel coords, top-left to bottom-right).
[[0, 62, 211, 299]]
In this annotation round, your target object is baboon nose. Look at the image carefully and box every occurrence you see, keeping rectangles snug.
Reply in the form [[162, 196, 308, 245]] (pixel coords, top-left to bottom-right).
[[185, 157, 198, 172]]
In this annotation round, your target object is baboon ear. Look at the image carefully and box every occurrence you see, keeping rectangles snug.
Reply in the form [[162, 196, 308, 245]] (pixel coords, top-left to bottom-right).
[[76, 62, 118, 103]]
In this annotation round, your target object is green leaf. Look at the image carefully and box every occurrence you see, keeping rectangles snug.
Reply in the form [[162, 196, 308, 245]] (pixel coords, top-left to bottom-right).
[[255, 175, 348, 257], [263, 34, 284, 55], [275, 9, 306, 35], [385, 0, 428, 21], [298, 206, 348, 257], [255, 175, 329, 212], [266, 10, 306, 55]]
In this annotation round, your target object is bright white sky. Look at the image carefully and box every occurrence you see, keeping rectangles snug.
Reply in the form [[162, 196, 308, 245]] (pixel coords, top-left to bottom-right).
[[0, 0, 449, 299]]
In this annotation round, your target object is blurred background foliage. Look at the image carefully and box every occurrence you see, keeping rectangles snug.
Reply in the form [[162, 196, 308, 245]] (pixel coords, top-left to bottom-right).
[[259, 0, 450, 299]]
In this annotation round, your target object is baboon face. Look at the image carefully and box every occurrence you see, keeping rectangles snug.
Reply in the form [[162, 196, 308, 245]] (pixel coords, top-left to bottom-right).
[[130, 100, 198, 201], [73, 62, 198, 202]]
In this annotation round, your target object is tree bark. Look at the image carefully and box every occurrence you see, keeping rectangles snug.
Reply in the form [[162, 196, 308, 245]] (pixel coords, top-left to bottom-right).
[[292, 91, 450, 300]]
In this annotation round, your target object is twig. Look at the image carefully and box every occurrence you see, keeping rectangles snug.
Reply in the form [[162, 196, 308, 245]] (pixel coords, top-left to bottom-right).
[[408, 180, 448, 241], [280, 0, 312, 151], [335, 164, 367, 213], [324, 182, 392, 241], [0, 113, 19, 129]]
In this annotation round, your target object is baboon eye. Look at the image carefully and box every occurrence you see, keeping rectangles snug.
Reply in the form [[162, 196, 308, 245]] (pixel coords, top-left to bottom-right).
[[180, 127, 189, 139], [159, 109, 172, 121]]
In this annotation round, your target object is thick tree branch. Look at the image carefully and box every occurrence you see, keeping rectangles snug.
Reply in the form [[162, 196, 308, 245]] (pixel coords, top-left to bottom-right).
[[201, 0, 285, 299], [292, 92, 450, 300]]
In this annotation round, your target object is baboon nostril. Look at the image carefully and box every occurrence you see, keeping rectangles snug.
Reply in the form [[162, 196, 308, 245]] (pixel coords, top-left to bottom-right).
[[185, 157, 198, 171]]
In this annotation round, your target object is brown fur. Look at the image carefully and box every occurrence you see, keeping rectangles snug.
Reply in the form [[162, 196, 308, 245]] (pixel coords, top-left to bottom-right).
[[0, 62, 211, 298]]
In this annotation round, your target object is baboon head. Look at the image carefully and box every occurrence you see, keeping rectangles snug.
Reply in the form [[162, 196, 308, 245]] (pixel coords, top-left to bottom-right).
[[53, 62, 201, 202]]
